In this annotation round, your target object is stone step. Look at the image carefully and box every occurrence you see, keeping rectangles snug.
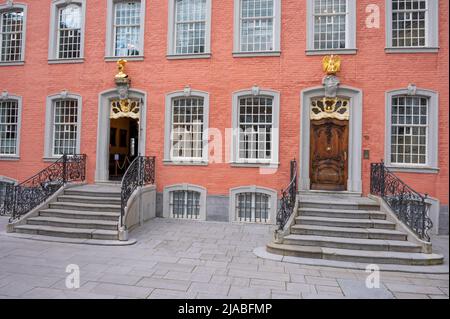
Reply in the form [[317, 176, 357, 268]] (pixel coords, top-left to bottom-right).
[[290, 224, 407, 241], [283, 234, 421, 253], [298, 198, 379, 211], [298, 207, 386, 220], [57, 194, 121, 205], [266, 243, 444, 266], [39, 208, 120, 221], [64, 189, 121, 198], [14, 224, 118, 240], [27, 216, 118, 231], [296, 216, 396, 230], [49, 201, 121, 213]]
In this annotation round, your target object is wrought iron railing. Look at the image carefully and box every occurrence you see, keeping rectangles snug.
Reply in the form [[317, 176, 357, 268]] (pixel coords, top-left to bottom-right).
[[1, 154, 86, 222], [370, 162, 432, 241], [276, 159, 298, 230], [120, 156, 155, 227]]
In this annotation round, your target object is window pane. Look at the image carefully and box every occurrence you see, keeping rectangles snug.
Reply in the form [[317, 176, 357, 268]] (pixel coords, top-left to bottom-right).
[[390, 95, 428, 165], [240, 0, 274, 52], [58, 4, 82, 59], [0, 10, 24, 62], [391, 0, 427, 47], [0, 100, 18, 155], [171, 97, 204, 160], [313, 0, 347, 50], [238, 96, 273, 160], [114, 1, 141, 56], [53, 99, 78, 156], [175, 0, 206, 54]]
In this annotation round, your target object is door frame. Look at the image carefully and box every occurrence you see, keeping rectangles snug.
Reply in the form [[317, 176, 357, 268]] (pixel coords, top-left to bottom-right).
[[299, 86, 363, 193], [95, 88, 147, 182]]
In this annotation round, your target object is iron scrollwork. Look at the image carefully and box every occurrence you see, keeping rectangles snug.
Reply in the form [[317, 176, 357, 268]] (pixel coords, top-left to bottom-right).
[[120, 156, 156, 227], [370, 162, 432, 241], [276, 159, 298, 230], [1, 154, 86, 222]]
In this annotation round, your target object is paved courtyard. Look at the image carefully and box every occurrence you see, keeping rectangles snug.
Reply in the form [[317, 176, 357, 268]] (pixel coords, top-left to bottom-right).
[[0, 216, 448, 299]]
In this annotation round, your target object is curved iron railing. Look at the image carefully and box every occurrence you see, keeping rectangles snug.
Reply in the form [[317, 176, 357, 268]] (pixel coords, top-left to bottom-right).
[[370, 162, 432, 241], [120, 156, 155, 228], [276, 159, 298, 230], [1, 154, 86, 222]]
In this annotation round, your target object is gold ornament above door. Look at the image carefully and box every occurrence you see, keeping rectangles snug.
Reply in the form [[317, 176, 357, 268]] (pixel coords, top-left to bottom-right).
[[310, 97, 350, 121]]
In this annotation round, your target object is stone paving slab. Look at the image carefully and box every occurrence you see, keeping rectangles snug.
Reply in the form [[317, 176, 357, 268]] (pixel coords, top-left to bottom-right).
[[0, 216, 448, 299]]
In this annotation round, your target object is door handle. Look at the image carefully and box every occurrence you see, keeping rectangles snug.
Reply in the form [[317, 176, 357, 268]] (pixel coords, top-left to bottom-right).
[[344, 151, 347, 161]]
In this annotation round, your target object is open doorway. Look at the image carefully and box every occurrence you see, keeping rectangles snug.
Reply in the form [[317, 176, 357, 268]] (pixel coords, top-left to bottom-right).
[[109, 117, 139, 181]]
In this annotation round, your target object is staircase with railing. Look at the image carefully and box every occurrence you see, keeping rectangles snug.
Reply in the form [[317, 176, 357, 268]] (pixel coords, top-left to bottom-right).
[[276, 159, 298, 231]]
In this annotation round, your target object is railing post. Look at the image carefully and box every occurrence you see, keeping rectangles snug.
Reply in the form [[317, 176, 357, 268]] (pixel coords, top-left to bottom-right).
[[62, 154, 67, 184], [380, 161, 385, 198]]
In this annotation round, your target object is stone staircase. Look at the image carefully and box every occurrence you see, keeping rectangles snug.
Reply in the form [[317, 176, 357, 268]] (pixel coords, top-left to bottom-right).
[[12, 184, 121, 241], [268, 194, 444, 266]]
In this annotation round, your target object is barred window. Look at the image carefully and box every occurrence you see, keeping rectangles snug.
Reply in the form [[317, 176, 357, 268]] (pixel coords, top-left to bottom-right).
[[175, 0, 206, 54], [392, 0, 427, 47], [236, 192, 270, 223], [53, 100, 78, 156], [57, 4, 81, 59], [390, 96, 428, 165], [0, 100, 18, 155], [0, 9, 23, 62], [313, 0, 347, 50], [171, 97, 204, 160], [0, 180, 14, 205], [240, 0, 274, 52], [238, 96, 273, 161], [114, 1, 141, 56], [170, 190, 201, 219]]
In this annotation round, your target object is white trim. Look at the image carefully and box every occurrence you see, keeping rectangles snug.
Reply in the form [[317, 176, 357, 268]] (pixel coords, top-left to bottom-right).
[[0, 93, 22, 159], [229, 185, 277, 224], [231, 88, 280, 167], [163, 183, 207, 221], [48, 0, 86, 62], [0, 2, 27, 65]]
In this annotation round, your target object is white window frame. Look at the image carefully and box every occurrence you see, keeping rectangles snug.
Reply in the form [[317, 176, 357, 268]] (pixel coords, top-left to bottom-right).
[[167, 0, 212, 59], [164, 89, 209, 165], [48, 0, 86, 63], [229, 186, 277, 224], [385, 0, 439, 53], [0, 92, 22, 160], [163, 184, 207, 221], [385, 87, 439, 173], [233, 0, 281, 57], [0, 2, 27, 66], [44, 92, 82, 160], [306, 0, 357, 55], [105, 0, 146, 61], [231, 87, 279, 167]]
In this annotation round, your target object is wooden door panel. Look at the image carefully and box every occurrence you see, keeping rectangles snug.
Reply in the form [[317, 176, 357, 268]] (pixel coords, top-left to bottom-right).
[[310, 118, 349, 191]]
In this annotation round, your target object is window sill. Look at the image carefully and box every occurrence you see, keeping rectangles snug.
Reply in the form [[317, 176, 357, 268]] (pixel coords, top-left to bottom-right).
[[163, 160, 209, 166], [166, 53, 211, 60], [233, 51, 281, 58], [305, 48, 358, 56], [0, 156, 20, 161], [230, 161, 279, 168], [104, 56, 144, 62], [48, 58, 85, 64], [385, 47, 439, 54], [386, 165, 440, 174], [0, 61, 24, 66], [43, 157, 62, 163]]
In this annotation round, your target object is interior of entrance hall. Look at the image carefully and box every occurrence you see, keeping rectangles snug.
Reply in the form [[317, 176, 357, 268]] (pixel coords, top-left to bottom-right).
[[109, 117, 139, 180]]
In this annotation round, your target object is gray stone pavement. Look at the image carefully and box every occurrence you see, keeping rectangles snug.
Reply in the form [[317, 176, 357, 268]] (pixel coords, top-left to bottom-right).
[[0, 216, 448, 299]]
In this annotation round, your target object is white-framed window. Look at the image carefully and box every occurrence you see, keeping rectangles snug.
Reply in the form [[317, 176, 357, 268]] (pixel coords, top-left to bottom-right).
[[233, 0, 281, 56], [44, 92, 82, 160], [385, 87, 439, 173], [386, 0, 439, 53], [0, 3, 26, 64], [105, 0, 146, 60], [229, 186, 277, 224], [0, 97, 20, 157], [0, 176, 16, 205], [306, 0, 356, 54], [164, 89, 209, 164], [163, 184, 207, 220], [231, 87, 279, 167], [48, 0, 86, 62]]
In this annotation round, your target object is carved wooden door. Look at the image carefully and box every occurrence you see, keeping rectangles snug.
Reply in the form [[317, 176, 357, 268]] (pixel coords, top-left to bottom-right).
[[310, 118, 349, 191]]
